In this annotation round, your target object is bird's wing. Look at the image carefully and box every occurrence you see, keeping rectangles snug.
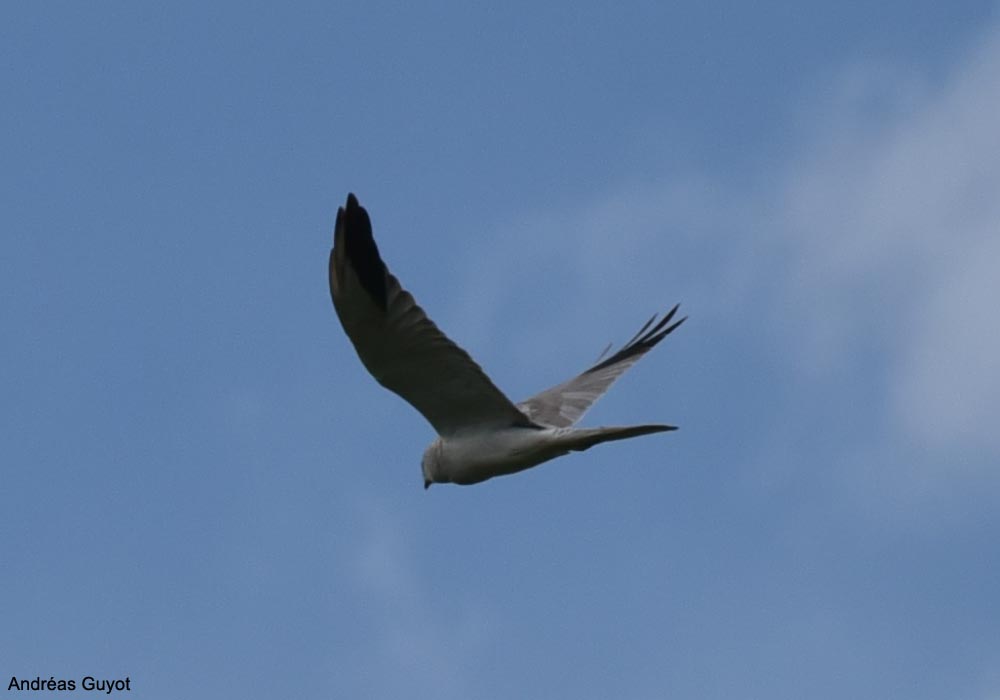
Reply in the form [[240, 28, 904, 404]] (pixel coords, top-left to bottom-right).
[[517, 306, 686, 428], [328, 193, 536, 436]]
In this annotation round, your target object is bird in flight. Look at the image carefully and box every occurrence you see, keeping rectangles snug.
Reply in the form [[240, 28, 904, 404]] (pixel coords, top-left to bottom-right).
[[328, 193, 686, 488]]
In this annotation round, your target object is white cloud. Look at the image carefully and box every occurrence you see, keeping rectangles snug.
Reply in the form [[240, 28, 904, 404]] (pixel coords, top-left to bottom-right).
[[891, 231, 1000, 455], [448, 174, 759, 397], [345, 497, 493, 699], [452, 20, 1000, 497], [777, 24, 1000, 458]]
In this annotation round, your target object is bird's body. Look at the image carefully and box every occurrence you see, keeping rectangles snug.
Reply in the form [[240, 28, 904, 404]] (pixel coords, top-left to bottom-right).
[[423, 428, 570, 486], [328, 193, 686, 488], [422, 424, 675, 486]]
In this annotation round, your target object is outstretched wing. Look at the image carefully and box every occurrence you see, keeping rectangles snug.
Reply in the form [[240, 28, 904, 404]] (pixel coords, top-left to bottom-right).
[[517, 306, 686, 428], [328, 193, 536, 436]]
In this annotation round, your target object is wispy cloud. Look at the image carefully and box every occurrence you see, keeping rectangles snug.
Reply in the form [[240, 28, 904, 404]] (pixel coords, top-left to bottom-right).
[[453, 21, 1000, 506], [343, 496, 493, 699], [775, 24, 1000, 459]]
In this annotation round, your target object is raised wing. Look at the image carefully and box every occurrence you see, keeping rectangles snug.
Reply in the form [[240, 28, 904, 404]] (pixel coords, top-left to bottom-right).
[[328, 193, 536, 436], [517, 306, 686, 428]]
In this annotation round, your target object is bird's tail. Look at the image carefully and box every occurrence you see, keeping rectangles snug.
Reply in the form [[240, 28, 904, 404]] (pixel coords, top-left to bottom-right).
[[560, 424, 677, 452]]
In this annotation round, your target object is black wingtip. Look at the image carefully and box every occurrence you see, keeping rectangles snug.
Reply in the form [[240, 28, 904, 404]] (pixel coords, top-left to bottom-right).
[[339, 193, 389, 311], [333, 193, 361, 243], [587, 304, 686, 374]]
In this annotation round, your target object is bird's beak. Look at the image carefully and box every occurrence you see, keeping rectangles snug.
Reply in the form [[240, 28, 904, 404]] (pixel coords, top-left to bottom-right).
[[424, 479, 431, 490]]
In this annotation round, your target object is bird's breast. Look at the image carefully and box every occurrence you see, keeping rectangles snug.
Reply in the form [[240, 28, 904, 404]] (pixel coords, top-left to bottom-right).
[[436, 427, 569, 485]]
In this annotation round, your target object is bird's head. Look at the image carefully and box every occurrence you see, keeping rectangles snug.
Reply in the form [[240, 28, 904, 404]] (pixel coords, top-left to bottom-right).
[[420, 438, 444, 490]]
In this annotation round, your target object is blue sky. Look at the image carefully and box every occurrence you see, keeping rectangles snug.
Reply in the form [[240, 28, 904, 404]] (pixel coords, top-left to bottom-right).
[[3, 2, 1000, 698]]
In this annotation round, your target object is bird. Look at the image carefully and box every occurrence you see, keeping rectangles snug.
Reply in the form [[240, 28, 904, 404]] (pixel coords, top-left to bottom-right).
[[328, 193, 686, 488]]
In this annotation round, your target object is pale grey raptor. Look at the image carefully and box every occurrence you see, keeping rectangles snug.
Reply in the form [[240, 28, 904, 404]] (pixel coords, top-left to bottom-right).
[[328, 193, 685, 488]]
